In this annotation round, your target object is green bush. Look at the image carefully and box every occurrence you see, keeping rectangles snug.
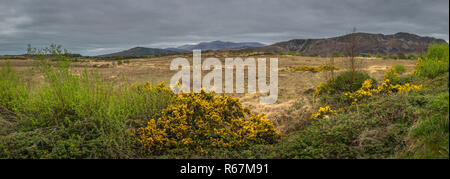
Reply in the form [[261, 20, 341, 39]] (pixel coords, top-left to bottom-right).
[[415, 43, 449, 78], [0, 62, 29, 111], [316, 71, 376, 95], [392, 64, 406, 74], [376, 53, 382, 58]]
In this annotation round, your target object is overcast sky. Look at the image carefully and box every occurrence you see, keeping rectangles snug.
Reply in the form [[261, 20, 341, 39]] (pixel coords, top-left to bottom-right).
[[1, 0, 448, 56]]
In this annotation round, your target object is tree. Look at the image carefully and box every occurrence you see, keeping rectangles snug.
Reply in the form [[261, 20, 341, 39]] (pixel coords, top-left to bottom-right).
[[331, 50, 340, 58], [344, 27, 363, 81], [376, 53, 382, 58]]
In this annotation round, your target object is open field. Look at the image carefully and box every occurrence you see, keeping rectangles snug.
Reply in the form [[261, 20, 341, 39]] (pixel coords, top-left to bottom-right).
[[0, 53, 417, 133]]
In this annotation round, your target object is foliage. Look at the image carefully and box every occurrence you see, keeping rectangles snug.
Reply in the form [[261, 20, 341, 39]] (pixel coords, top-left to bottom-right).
[[311, 106, 338, 120], [344, 79, 422, 104], [133, 86, 280, 155], [392, 64, 406, 74], [287, 65, 340, 73], [314, 71, 375, 96], [384, 67, 400, 82], [415, 43, 449, 78], [0, 57, 173, 158], [376, 53, 382, 58]]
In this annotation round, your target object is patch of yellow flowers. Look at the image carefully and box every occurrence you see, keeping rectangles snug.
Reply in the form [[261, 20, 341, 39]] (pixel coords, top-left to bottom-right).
[[313, 82, 326, 97], [412, 57, 423, 75], [311, 105, 338, 120], [384, 67, 400, 82], [344, 79, 422, 104], [132, 83, 279, 154], [286, 65, 340, 73]]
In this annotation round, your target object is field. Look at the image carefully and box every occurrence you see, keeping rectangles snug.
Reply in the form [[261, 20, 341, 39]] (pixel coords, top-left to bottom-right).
[[0, 45, 448, 159], [0, 53, 416, 132]]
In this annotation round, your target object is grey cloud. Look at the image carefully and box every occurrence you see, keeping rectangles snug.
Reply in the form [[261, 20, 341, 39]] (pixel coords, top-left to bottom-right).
[[0, 0, 448, 56]]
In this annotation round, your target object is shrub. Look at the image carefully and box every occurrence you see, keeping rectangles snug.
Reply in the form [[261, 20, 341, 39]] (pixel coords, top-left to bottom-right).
[[287, 65, 339, 73], [415, 43, 449, 78], [0, 62, 29, 111], [288, 51, 296, 56], [311, 106, 338, 120], [384, 67, 400, 82], [332, 51, 340, 58], [392, 64, 406, 74], [397, 52, 406, 59], [133, 88, 279, 155], [344, 79, 422, 104], [314, 71, 376, 96]]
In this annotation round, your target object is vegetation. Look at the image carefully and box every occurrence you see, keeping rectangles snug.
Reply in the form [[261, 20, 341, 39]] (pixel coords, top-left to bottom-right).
[[212, 43, 448, 159], [0, 45, 279, 158], [1, 43, 448, 159], [415, 43, 449, 78], [286, 65, 340, 73], [133, 86, 279, 155], [392, 64, 407, 74], [314, 71, 376, 96]]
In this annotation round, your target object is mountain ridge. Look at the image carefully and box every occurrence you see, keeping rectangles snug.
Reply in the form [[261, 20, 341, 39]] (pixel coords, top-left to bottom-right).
[[247, 32, 447, 56], [97, 32, 447, 57]]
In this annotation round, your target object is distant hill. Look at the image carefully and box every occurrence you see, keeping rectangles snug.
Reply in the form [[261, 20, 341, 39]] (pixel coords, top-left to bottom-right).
[[97, 41, 265, 57], [97, 47, 183, 57], [97, 33, 446, 57], [176, 41, 265, 51], [248, 32, 447, 56]]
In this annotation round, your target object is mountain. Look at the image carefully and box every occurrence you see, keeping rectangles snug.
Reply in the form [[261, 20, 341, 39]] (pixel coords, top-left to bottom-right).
[[175, 41, 265, 51], [249, 32, 447, 56], [97, 41, 265, 57], [97, 33, 446, 57], [97, 47, 183, 57]]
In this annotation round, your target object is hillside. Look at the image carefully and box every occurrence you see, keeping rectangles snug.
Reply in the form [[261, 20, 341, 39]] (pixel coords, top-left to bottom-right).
[[97, 41, 265, 57], [249, 32, 447, 56], [97, 47, 183, 57], [176, 41, 265, 51]]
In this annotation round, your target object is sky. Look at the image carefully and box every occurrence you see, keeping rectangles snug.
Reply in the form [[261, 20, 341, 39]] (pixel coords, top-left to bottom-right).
[[0, 0, 448, 56]]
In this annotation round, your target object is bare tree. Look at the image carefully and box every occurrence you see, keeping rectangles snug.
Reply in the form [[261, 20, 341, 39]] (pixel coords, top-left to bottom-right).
[[344, 27, 364, 81]]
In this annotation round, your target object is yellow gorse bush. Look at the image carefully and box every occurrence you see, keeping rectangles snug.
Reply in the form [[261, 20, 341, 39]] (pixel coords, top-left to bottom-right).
[[384, 67, 400, 82], [318, 65, 340, 71], [132, 83, 279, 154], [286, 65, 340, 72], [412, 57, 423, 75], [345, 79, 422, 104], [311, 105, 338, 120], [313, 82, 326, 97]]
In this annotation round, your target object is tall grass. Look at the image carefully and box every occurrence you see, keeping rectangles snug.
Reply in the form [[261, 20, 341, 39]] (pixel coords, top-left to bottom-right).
[[0, 59, 172, 158]]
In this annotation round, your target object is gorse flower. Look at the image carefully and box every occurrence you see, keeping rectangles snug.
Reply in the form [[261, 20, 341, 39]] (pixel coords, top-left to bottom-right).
[[384, 67, 400, 82], [345, 78, 422, 104], [311, 105, 338, 120], [132, 83, 279, 154], [313, 82, 326, 97]]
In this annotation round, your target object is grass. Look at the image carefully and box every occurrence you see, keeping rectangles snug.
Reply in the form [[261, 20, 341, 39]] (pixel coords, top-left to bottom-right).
[[0, 60, 173, 158]]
